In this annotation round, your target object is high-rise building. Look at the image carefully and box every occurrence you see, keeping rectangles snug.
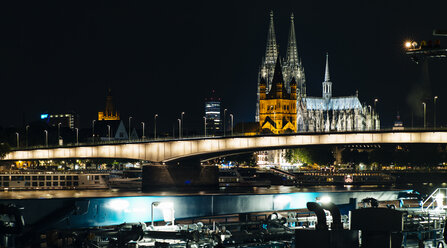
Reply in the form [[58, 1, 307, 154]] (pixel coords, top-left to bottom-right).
[[98, 88, 120, 121], [205, 90, 222, 136], [40, 112, 79, 129]]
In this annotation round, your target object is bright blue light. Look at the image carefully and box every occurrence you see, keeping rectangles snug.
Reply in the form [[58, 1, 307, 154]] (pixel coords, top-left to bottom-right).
[[41, 114, 48, 119]]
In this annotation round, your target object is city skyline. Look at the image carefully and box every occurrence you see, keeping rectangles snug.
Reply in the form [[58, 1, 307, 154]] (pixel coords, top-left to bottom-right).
[[1, 1, 447, 131]]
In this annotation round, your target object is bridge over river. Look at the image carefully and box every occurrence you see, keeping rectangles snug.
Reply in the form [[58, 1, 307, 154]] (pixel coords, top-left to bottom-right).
[[3, 130, 447, 162]]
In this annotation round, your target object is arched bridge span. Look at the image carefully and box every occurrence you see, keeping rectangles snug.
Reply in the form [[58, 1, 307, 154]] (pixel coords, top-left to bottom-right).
[[3, 131, 447, 163]]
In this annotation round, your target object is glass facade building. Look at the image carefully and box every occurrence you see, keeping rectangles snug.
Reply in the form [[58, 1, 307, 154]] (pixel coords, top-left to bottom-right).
[[205, 95, 222, 136]]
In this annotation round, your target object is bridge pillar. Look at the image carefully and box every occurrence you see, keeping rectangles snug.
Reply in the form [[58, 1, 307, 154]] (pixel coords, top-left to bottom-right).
[[334, 146, 344, 165], [142, 160, 218, 191]]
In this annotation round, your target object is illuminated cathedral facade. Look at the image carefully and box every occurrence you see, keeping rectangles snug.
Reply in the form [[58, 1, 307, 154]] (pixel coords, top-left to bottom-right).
[[257, 12, 379, 134]]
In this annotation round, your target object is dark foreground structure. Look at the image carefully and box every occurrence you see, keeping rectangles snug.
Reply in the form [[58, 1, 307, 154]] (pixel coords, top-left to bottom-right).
[[2, 188, 447, 247]]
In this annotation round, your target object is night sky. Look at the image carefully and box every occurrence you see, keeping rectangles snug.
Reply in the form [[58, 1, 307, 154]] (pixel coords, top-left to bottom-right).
[[1, 0, 447, 134]]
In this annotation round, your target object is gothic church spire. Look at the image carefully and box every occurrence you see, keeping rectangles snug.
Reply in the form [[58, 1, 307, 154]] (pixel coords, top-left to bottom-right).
[[322, 53, 332, 100], [264, 11, 278, 66], [324, 52, 330, 82], [286, 13, 299, 66]]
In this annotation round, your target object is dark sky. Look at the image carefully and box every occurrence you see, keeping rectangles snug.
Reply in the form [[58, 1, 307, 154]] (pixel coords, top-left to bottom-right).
[[1, 0, 447, 133]]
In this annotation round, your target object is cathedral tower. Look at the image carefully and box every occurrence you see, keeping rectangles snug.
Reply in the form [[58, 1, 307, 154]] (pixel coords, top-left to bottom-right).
[[259, 56, 297, 134], [284, 13, 306, 97], [256, 11, 278, 122], [256, 12, 306, 122], [98, 88, 120, 121]]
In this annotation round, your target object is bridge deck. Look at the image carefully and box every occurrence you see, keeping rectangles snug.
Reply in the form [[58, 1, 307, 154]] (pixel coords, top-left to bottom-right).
[[4, 131, 447, 162]]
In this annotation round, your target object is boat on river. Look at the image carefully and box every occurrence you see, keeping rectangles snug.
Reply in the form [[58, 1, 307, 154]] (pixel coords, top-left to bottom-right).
[[0, 170, 109, 190]]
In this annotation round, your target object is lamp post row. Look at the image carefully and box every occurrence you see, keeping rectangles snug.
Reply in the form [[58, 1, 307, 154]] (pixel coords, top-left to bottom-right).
[[422, 96, 439, 129], [19, 110, 237, 147]]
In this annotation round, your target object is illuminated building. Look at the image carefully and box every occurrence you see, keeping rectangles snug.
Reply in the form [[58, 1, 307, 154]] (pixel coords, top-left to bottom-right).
[[40, 112, 79, 129], [98, 88, 120, 121], [255, 12, 305, 123], [255, 11, 379, 167], [393, 113, 404, 130], [296, 54, 380, 132], [256, 12, 379, 133], [205, 90, 222, 135], [259, 56, 297, 134]]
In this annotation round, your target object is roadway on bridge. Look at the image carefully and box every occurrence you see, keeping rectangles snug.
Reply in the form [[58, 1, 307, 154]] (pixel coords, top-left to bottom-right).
[[3, 130, 447, 162]]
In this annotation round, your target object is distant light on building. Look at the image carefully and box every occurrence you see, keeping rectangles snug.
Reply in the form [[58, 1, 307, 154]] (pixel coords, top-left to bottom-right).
[[393, 112, 404, 130], [405, 41, 412, 48], [41, 112, 78, 129], [205, 90, 222, 136]]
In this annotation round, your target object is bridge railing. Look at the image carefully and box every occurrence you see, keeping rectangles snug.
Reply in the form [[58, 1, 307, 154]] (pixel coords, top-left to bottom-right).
[[422, 188, 447, 211], [9, 127, 447, 151]]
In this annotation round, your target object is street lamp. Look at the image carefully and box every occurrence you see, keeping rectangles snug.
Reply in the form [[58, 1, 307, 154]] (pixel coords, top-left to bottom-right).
[[422, 102, 428, 128], [44, 130, 48, 147], [230, 114, 234, 136], [57, 123, 62, 141], [107, 125, 111, 141], [203, 116, 207, 137], [177, 119, 181, 139], [154, 114, 158, 139], [75, 128, 79, 145], [15, 132, 19, 148], [223, 109, 227, 137], [25, 125, 29, 147], [181, 112, 185, 138], [434, 96, 438, 128], [92, 120, 96, 141], [373, 99, 378, 130], [151, 201, 160, 227], [128, 116, 132, 140], [141, 122, 145, 139]]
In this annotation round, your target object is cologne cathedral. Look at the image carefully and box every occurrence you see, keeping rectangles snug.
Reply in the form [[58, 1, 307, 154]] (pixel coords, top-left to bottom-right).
[[257, 12, 380, 134]]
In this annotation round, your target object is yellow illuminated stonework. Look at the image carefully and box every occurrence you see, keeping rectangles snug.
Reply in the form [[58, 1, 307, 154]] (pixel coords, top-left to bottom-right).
[[259, 99, 297, 134], [98, 111, 120, 121], [98, 88, 120, 121], [259, 57, 297, 134]]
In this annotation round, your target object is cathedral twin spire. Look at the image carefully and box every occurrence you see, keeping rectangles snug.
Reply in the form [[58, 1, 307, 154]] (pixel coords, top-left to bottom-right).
[[286, 13, 299, 67], [264, 11, 300, 69], [256, 11, 305, 122], [264, 11, 278, 66]]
